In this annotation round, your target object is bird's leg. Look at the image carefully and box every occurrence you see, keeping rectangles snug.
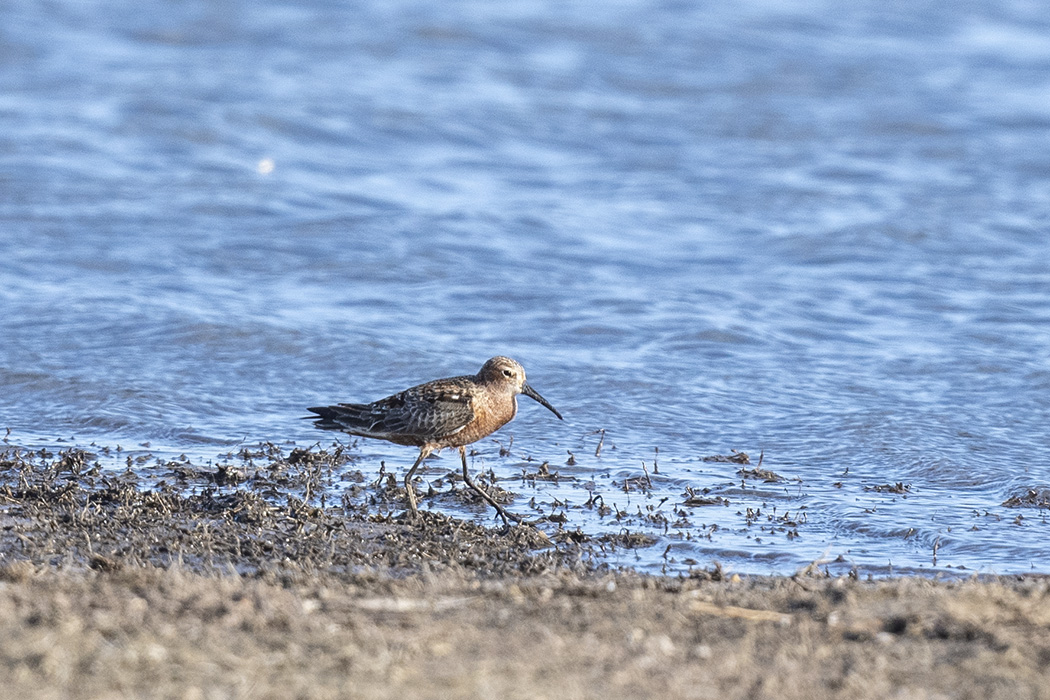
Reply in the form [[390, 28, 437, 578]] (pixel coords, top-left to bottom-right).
[[459, 446, 522, 527], [403, 448, 430, 517]]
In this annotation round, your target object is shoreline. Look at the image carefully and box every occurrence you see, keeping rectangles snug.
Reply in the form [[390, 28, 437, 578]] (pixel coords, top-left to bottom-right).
[[2, 443, 1049, 698]]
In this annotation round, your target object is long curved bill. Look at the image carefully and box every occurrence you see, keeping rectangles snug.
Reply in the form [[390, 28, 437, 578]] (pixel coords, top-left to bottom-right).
[[522, 382, 563, 420]]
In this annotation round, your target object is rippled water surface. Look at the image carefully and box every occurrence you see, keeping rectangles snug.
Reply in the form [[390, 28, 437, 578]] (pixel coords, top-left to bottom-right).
[[3, 0, 1050, 575]]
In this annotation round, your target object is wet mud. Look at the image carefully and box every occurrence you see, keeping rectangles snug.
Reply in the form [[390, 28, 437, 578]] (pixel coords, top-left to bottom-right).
[[2, 444, 1050, 699]]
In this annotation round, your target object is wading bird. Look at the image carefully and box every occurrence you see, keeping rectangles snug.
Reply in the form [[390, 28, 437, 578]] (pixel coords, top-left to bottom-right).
[[307, 356, 562, 525]]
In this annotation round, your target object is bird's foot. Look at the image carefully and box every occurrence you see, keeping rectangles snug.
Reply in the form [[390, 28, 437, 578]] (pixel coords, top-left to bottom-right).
[[492, 503, 525, 530]]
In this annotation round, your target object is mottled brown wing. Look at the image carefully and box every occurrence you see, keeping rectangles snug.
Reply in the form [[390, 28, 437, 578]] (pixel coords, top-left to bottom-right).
[[309, 377, 475, 444], [367, 383, 475, 441]]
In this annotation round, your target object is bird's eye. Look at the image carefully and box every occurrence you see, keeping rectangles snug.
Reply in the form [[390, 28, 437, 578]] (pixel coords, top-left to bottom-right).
[[502, 369, 513, 377]]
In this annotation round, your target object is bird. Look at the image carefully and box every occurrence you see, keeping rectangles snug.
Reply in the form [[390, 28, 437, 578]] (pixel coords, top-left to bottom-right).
[[306, 356, 562, 526]]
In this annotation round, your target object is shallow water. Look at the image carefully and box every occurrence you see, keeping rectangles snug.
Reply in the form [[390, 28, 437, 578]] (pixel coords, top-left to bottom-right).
[[2, 0, 1049, 576]]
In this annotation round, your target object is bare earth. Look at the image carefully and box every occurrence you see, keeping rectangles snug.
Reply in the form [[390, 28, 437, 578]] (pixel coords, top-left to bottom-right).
[[2, 444, 1049, 699]]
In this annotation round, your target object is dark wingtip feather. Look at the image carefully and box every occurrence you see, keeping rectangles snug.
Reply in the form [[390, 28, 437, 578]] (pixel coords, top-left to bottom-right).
[[303, 406, 340, 426]]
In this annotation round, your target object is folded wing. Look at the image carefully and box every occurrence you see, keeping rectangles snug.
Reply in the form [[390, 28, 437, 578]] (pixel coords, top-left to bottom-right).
[[307, 384, 475, 445]]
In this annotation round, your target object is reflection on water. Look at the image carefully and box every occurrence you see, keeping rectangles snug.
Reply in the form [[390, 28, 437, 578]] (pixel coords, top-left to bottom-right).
[[2, 0, 1049, 575]]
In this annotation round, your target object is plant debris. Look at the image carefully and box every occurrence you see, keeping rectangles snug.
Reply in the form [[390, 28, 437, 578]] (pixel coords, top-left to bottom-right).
[[702, 451, 750, 464], [866, 482, 911, 494], [1002, 489, 1050, 509], [738, 467, 785, 482]]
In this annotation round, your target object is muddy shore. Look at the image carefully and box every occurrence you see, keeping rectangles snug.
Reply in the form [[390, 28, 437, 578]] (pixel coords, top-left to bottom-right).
[[2, 444, 1049, 699]]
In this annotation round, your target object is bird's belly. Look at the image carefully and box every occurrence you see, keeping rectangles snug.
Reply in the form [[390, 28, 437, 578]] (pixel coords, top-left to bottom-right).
[[436, 404, 515, 448]]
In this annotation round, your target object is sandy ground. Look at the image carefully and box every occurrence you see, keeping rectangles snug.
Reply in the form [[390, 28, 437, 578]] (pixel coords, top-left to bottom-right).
[[2, 444, 1049, 699]]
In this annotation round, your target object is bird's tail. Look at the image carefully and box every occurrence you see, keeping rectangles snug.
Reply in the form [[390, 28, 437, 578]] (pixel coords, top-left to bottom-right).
[[304, 404, 371, 432]]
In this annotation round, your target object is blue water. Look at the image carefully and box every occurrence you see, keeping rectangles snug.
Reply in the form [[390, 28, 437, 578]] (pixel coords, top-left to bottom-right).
[[2, 0, 1049, 576]]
